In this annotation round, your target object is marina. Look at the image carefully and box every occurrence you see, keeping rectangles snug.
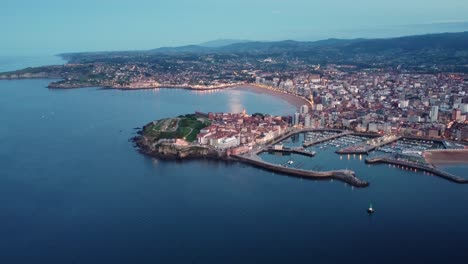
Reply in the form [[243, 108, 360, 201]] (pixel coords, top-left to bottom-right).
[[256, 130, 467, 186], [302, 130, 353, 147], [336, 135, 401, 154], [376, 138, 443, 155]]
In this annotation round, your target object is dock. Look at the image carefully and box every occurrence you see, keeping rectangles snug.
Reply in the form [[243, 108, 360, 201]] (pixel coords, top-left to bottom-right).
[[336, 135, 401, 154], [303, 131, 353, 148], [365, 157, 468, 184], [233, 153, 369, 187], [265, 146, 316, 157]]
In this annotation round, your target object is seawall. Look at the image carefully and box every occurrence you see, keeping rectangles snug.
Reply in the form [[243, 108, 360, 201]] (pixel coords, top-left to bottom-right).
[[365, 157, 468, 184], [233, 154, 369, 188]]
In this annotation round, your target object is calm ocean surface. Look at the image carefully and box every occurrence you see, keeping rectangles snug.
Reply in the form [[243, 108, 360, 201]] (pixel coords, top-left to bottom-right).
[[0, 55, 65, 73], [1, 57, 468, 263]]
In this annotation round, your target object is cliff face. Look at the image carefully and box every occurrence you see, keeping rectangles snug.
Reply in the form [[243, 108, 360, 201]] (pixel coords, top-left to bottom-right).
[[134, 136, 223, 160]]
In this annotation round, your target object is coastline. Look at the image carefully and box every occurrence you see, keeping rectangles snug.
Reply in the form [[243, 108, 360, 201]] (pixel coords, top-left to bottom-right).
[[232, 84, 312, 109], [47, 82, 246, 90], [47, 81, 311, 109], [0, 73, 312, 109]]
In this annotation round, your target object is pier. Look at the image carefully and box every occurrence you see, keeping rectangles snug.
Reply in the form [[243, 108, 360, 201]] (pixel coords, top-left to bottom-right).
[[303, 131, 353, 148], [233, 153, 369, 187], [268, 128, 343, 146], [264, 146, 316, 157], [365, 157, 468, 184], [336, 135, 401, 154]]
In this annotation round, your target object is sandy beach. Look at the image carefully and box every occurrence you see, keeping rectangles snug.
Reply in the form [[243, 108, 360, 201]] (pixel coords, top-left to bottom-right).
[[423, 149, 468, 165], [231, 84, 311, 109]]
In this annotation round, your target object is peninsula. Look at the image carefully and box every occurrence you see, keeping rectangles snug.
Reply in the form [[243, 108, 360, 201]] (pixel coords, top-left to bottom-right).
[[133, 111, 371, 187]]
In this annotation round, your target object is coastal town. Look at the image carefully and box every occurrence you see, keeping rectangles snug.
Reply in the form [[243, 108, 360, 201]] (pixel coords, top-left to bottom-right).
[[2, 34, 468, 186], [254, 68, 468, 142], [1, 55, 467, 142], [133, 101, 468, 188]]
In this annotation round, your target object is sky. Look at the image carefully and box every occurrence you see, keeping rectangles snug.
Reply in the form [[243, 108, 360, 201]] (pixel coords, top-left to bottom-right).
[[1, 0, 468, 55]]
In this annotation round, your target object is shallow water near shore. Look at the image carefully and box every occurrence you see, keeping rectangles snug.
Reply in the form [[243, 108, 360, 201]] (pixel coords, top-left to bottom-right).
[[1, 78, 468, 263]]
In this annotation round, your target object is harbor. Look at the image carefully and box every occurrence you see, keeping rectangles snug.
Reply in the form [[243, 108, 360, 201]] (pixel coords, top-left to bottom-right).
[[254, 129, 467, 187]]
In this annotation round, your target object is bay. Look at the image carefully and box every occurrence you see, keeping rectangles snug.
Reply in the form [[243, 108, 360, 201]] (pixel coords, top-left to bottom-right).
[[1, 77, 468, 263]]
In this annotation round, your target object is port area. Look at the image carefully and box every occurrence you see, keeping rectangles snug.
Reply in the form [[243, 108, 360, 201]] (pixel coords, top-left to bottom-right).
[[228, 129, 369, 187], [336, 135, 401, 154], [230, 128, 464, 187], [233, 152, 369, 188], [365, 156, 468, 184]]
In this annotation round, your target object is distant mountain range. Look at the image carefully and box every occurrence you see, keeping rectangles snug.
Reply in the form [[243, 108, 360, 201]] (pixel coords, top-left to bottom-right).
[[198, 39, 251, 48], [145, 31, 468, 54], [61, 31, 468, 72]]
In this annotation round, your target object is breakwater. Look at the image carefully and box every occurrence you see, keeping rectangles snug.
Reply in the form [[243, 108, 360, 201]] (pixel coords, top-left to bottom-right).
[[233, 154, 369, 187], [365, 157, 468, 184]]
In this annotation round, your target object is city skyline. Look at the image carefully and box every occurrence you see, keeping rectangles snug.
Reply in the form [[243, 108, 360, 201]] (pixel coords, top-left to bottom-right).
[[2, 0, 468, 55]]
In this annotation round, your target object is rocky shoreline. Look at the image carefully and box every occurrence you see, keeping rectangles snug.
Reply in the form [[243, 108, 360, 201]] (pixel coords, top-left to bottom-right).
[[132, 134, 228, 161]]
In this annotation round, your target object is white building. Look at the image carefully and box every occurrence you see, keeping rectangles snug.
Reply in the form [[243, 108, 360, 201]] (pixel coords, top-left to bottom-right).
[[217, 136, 239, 149], [315, 104, 323, 111], [293, 112, 300, 126], [399, 100, 409, 108]]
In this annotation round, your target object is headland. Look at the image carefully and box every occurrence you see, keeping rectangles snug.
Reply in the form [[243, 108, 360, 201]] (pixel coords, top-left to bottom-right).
[[133, 111, 368, 187], [133, 110, 468, 187]]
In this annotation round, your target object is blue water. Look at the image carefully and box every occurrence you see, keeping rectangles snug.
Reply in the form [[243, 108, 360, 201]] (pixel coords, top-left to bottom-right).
[[1, 78, 468, 263], [0, 55, 65, 72]]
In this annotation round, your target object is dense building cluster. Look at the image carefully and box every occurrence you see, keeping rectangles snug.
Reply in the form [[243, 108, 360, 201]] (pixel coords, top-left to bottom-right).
[[256, 66, 468, 141], [196, 110, 289, 155], [2, 52, 467, 141]]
